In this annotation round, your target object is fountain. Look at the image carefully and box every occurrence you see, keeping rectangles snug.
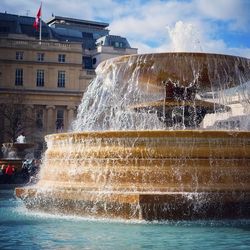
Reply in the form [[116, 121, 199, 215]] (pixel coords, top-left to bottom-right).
[[1, 135, 34, 173], [16, 53, 250, 220]]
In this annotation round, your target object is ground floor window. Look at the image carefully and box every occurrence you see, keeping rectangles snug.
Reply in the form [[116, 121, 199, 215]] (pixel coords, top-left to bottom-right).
[[36, 108, 44, 129], [56, 109, 64, 131]]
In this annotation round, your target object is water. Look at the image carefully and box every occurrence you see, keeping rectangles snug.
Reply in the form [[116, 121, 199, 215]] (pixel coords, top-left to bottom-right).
[[72, 53, 250, 132], [166, 21, 203, 52], [1, 190, 250, 249]]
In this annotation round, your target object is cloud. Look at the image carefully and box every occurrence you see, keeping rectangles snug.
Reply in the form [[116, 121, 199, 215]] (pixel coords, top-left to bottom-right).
[[195, 0, 250, 31], [1, 0, 249, 58], [109, 0, 194, 40]]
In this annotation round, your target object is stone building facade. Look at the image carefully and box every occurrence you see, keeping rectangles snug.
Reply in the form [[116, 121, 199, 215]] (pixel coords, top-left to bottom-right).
[[0, 12, 137, 157], [0, 38, 91, 156]]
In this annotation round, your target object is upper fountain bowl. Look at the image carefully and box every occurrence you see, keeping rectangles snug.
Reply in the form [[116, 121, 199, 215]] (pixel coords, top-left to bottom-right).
[[98, 52, 250, 94]]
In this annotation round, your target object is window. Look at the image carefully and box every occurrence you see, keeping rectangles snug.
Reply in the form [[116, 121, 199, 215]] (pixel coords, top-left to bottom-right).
[[58, 54, 66, 63], [15, 68, 23, 86], [36, 108, 43, 129], [37, 53, 44, 62], [83, 56, 92, 69], [56, 109, 64, 131], [36, 70, 44, 87], [0, 26, 10, 33], [16, 51, 23, 60], [57, 71, 65, 88], [92, 58, 97, 65], [236, 120, 240, 129], [114, 42, 119, 48]]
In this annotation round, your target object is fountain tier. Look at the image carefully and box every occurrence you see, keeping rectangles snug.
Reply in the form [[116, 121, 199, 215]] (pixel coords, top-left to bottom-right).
[[95, 52, 250, 91], [72, 52, 250, 132], [16, 130, 250, 220]]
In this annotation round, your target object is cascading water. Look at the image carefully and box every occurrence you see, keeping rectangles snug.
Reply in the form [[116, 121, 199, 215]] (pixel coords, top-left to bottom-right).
[[72, 53, 250, 131], [16, 52, 250, 220], [72, 55, 166, 132]]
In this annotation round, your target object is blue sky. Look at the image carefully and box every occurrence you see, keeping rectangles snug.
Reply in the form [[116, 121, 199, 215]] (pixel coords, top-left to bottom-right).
[[1, 0, 250, 57]]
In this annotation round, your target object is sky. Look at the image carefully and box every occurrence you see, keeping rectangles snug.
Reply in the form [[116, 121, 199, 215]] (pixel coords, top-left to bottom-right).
[[1, 0, 250, 58]]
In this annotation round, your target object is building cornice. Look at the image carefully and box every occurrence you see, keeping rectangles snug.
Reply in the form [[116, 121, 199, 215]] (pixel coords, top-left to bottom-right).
[[0, 38, 82, 53], [0, 59, 82, 68], [0, 87, 84, 96]]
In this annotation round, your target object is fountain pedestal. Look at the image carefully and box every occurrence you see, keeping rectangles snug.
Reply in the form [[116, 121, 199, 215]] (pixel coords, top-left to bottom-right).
[[15, 130, 250, 220], [131, 99, 231, 128]]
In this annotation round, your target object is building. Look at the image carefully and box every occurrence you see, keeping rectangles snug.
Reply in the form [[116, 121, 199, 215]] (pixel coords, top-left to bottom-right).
[[0, 12, 137, 157], [46, 16, 137, 69]]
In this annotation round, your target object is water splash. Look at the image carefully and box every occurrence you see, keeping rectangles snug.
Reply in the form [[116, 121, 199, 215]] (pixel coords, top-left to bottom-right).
[[167, 21, 203, 52], [72, 56, 165, 131], [72, 53, 250, 132]]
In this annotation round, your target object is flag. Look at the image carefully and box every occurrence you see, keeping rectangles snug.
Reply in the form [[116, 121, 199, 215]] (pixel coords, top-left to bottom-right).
[[33, 4, 42, 31]]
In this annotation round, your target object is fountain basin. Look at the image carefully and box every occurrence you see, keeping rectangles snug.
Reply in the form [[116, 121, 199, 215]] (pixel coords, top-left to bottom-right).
[[16, 130, 250, 220], [2, 142, 34, 159], [97, 52, 250, 92]]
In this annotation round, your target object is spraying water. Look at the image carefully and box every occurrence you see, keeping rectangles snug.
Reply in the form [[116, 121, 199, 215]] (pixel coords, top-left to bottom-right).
[[72, 53, 250, 132], [72, 55, 165, 131], [167, 21, 203, 52]]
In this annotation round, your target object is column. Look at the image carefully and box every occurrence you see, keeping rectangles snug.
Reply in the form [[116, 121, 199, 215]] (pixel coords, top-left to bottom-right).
[[66, 106, 76, 130], [25, 105, 34, 137], [46, 105, 55, 134]]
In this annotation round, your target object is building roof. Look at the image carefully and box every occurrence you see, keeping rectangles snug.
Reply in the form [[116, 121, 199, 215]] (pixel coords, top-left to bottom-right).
[[47, 15, 109, 41], [96, 35, 132, 48], [50, 28, 96, 48], [0, 12, 98, 45], [0, 12, 52, 39], [0, 12, 134, 51], [47, 16, 109, 29]]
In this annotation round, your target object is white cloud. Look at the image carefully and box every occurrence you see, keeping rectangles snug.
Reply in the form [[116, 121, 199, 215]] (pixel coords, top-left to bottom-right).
[[129, 40, 154, 55], [195, 0, 250, 31], [1, 0, 249, 58], [196, 0, 241, 20]]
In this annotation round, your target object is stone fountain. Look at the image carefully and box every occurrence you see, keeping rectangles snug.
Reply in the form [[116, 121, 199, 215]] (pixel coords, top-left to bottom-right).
[[16, 53, 250, 220], [1, 135, 34, 172]]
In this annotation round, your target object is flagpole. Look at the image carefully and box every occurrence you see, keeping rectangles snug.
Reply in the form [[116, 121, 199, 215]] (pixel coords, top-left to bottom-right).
[[39, 2, 42, 44]]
